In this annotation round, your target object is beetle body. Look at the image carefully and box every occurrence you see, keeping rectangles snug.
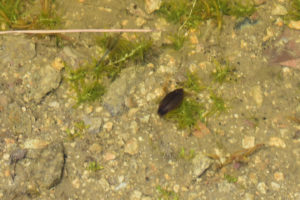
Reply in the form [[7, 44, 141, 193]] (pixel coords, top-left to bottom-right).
[[158, 88, 184, 116]]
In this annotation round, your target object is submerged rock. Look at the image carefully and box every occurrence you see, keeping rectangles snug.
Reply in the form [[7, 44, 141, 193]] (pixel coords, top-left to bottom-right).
[[29, 65, 62, 103], [0, 36, 35, 66], [192, 152, 212, 178], [14, 142, 65, 190], [102, 67, 138, 116]]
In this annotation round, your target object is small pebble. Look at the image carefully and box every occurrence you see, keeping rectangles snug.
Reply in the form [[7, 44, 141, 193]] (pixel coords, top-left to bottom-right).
[[271, 182, 280, 191], [88, 143, 102, 153], [145, 0, 161, 14], [268, 137, 286, 148], [288, 20, 300, 30], [251, 85, 263, 107], [103, 122, 113, 132], [103, 152, 116, 161], [173, 184, 180, 193], [51, 57, 64, 71], [99, 178, 110, 191], [49, 101, 59, 108], [274, 172, 284, 181], [254, 0, 266, 5], [95, 106, 103, 113], [124, 138, 139, 155], [242, 136, 255, 149], [3, 153, 10, 161], [85, 106, 93, 114], [130, 190, 142, 200], [189, 32, 199, 44], [271, 4, 288, 16], [244, 193, 254, 200], [24, 139, 49, 149], [72, 178, 80, 189], [142, 197, 152, 200], [257, 182, 267, 194]]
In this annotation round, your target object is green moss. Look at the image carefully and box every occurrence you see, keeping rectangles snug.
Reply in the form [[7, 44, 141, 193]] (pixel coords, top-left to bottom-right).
[[211, 60, 236, 83], [166, 98, 205, 129], [66, 120, 88, 140], [0, 0, 29, 28], [157, 0, 190, 25], [224, 174, 238, 183], [208, 93, 227, 117], [76, 82, 106, 104], [184, 72, 206, 92], [226, 0, 256, 18], [96, 34, 152, 68], [37, 0, 60, 29], [156, 185, 179, 200], [157, 0, 256, 29], [285, 0, 300, 21], [163, 71, 230, 129], [67, 34, 153, 105], [0, 0, 60, 29], [178, 147, 195, 160], [168, 32, 186, 50], [66, 62, 106, 105], [87, 161, 104, 172]]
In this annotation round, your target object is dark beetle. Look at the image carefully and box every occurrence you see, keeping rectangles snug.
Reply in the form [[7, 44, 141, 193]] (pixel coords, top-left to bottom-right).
[[158, 88, 184, 116]]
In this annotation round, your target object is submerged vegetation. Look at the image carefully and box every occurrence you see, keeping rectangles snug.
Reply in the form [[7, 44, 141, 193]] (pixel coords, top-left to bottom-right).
[[87, 161, 104, 172], [208, 93, 227, 117], [285, 0, 300, 21], [0, 0, 60, 30], [224, 174, 238, 183], [156, 185, 179, 200], [168, 32, 186, 50], [67, 34, 153, 105], [184, 72, 205, 92], [166, 98, 205, 129], [157, 0, 256, 30], [65, 120, 88, 140], [164, 61, 233, 129], [178, 147, 196, 160], [157, 0, 255, 49], [211, 60, 236, 83]]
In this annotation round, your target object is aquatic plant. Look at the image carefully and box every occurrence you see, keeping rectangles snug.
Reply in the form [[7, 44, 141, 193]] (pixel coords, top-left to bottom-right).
[[184, 72, 206, 92], [65, 120, 88, 140], [38, 0, 60, 29], [0, 0, 30, 29], [168, 32, 186, 50], [211, 60, 236, 83], [87, 161, 104, 172], [67, 34, 153, 105], [156, 185, 179, 200], [166, 98, 206, 129], [208, 93, 227, 117], [224, 174, 238, 183], [157, 0, 256, 29], [178, 147, 195, 160], [285, 0, 300, 21], [0, 0, 60, 29], [162, 70, 230, 129]]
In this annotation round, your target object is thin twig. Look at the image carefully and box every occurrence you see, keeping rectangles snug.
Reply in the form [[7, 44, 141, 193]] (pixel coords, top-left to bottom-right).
[[0, 29, 153, 35]]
